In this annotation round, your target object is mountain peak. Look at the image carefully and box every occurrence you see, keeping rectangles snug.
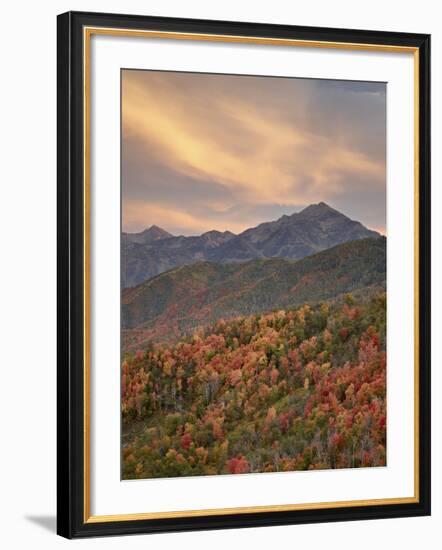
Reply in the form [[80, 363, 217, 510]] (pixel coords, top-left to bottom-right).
[[123, 225, 173, 246], [202, 229, 236, 237], [143, 224, 171, 235], [298, 202, 337, 216], [201, 230, 236, 245]]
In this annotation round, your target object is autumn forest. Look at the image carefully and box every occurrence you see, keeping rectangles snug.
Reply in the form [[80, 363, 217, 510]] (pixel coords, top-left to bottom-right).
[[122, 291, 386, 479]]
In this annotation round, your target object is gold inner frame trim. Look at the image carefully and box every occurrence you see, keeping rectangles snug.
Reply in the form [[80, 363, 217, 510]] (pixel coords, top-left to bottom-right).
[[83, 26, 420, 524]]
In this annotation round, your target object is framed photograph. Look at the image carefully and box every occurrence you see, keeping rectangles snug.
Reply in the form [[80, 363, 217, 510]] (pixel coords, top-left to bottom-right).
[[57, 11, 431, 538]]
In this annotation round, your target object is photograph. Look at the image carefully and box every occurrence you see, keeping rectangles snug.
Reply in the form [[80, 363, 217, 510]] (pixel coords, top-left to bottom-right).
[[120, 69, 388, 480]]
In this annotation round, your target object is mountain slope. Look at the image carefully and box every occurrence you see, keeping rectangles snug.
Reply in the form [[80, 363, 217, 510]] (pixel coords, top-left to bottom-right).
[[122, 236, 386, 350], [121, 203, 380, 288], [208, 202, 379, 262], [122, 229, 236, 288]]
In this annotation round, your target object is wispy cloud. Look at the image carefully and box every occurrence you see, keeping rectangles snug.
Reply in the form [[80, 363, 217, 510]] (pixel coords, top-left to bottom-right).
[[122, 70, 386, 235]]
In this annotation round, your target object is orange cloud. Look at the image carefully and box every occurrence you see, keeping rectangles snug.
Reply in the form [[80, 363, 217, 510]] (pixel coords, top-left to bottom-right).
[[122, 72, 385, 207]]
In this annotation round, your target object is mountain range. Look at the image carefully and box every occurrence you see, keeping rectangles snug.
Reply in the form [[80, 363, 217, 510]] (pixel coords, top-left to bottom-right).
[[122, 236, 386, 351], [122, 202, 380, 288]]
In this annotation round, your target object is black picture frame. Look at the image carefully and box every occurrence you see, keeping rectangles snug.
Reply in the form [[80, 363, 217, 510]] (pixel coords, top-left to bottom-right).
[[57, 10, 431, 539]]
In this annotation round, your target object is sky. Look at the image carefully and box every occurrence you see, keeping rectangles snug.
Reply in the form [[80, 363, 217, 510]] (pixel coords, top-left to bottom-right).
[[122, 69, 386, 236]]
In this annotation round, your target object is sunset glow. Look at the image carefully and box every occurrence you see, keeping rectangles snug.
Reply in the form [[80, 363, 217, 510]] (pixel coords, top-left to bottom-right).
[[122, 70, 386, 235]]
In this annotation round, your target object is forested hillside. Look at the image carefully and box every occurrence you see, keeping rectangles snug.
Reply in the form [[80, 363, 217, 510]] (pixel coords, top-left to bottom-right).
[[122, 237, 386, 351], [122, 293, 386, 479]]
